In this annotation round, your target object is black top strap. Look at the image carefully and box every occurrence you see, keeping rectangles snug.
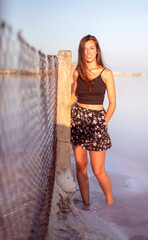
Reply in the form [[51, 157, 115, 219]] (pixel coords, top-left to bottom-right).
[[100, 67, 106, 75]]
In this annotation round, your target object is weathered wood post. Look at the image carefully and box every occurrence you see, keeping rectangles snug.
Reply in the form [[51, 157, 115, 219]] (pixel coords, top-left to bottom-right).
[[56, 50, 76, 192], [47, 51, 76, 239]]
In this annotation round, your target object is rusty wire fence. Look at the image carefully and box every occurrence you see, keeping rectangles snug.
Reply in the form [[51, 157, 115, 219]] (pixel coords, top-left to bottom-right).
[[0, 21, 58, 240]]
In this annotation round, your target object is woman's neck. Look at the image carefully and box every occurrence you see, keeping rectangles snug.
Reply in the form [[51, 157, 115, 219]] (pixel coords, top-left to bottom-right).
[[86, 60, 99, 70]]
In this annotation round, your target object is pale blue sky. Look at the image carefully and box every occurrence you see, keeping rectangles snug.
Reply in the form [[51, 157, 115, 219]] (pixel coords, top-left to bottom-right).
[[1, 0, 148, 73]]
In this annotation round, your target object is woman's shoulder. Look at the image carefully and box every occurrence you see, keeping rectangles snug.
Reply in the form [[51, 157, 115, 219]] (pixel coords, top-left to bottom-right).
[[73, 69, 79, 78], [72, 69, 79, 87], [102, 68, 113, 79], [103, 68, 113, 76], [101, 68, 114, 84]]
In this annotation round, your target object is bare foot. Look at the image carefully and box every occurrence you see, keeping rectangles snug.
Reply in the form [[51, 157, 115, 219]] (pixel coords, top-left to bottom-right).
[[81, 203, 90, 211], [106, 192, 114, 205], [107, 199, 114, 205]]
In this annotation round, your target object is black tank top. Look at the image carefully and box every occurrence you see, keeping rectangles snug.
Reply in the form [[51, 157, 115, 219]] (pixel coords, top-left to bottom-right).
[[76, 68, 106, 105]]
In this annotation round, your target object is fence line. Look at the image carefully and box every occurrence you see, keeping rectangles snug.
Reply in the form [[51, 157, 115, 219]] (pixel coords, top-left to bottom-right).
[[0, 20, 76, 240], [0, 21, 58, 240], [0, 21, 57, 75]]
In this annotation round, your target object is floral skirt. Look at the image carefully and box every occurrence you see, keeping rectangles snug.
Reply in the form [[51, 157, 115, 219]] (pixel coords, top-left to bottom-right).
[[71, 103, 112, 151]]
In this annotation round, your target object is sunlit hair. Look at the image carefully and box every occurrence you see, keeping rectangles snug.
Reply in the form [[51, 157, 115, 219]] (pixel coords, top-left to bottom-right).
[[76, 34, 105, 91]]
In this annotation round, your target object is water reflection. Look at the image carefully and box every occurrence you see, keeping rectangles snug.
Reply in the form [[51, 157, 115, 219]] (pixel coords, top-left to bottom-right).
[[105, 77, 148, 193]]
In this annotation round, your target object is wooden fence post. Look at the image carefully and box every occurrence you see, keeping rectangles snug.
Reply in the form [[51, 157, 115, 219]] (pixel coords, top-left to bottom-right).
[[56, 50, 72, 172], [47, 51, 76, 237], [56, 50, 76, 193]]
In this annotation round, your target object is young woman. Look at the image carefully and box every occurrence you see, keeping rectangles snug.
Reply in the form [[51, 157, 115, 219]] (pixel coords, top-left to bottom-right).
[[71, 35, 116, 205]]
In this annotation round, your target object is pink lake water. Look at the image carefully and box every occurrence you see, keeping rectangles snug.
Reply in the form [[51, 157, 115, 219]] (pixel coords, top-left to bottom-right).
[[56, 76, 148, 240]]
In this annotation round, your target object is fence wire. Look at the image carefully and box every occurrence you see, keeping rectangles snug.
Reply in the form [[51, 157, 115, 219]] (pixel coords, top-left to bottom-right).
[[0, 21, 58, 240]]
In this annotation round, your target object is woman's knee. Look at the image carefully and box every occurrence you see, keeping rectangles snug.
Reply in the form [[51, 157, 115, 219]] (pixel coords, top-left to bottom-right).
[[73, 145, 88, 172], [76, 161, 88, 173], [93, 169, 106, 180]]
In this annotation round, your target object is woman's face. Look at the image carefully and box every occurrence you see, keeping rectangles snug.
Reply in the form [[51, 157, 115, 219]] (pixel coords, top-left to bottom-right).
[[84, 40, 97, 63]]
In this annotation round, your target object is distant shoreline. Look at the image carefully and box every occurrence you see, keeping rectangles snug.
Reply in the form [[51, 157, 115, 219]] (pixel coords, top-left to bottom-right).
[[113, 72, 148, 77], [0, 69, 148, 77]]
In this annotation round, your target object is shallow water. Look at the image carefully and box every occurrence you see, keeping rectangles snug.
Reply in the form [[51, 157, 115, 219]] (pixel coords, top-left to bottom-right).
[[56, 76, 148, 240], [106, 76, 148, 193]]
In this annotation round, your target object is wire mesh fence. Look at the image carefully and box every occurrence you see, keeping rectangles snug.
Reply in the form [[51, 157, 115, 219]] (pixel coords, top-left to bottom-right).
[[0, 21, 58, 240]]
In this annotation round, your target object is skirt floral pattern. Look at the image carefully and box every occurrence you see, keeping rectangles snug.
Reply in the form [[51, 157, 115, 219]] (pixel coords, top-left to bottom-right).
[[71, 103, 112, 151]]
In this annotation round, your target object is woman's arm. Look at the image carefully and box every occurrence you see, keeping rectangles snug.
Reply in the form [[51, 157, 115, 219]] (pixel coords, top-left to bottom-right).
[[70, 69, 78, 106], [102, 69, 116, 124]]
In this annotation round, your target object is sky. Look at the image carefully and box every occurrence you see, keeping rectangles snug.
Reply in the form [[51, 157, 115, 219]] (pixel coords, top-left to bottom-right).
[[1, 0, 148, 73]]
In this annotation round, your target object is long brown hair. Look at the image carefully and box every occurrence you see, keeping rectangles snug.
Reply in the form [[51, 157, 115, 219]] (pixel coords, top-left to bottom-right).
[[76, 35, 105, 91]]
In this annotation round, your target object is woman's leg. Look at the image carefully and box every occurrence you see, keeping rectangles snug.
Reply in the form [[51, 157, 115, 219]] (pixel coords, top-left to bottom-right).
[[72, 145, 90, 205], [89, 150, 114, 204]]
